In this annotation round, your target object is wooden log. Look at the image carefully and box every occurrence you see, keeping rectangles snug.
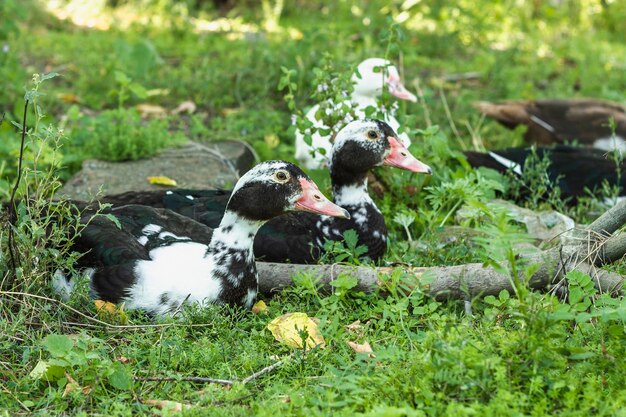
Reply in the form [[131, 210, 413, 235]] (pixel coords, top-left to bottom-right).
[[256, 247, 625, 300]]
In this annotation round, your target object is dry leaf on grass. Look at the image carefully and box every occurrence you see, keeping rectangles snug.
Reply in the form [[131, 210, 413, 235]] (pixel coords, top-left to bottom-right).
[[94, 300, 128, 324], [62, 373, 92, 397], [345, 320, 364, 334], [58, 93, 81, 103], [251, 300, 268, 315], [267, 312, 325, 349], [136, 103, 168, 118], [147, 176, 177, 186], [347, 340, 375, 358], [172, 100, 197, 114], [143, 399, 191, 412]]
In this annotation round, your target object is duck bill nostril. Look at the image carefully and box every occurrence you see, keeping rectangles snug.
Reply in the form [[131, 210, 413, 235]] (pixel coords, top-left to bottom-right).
[[383, 136, 433, 174], [295, 178, 350, 219]]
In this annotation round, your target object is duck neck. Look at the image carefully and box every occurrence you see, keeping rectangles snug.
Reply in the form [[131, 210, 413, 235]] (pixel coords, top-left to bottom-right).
[[351, 93, 378, 109], [207, 211, 264, 258], [330, 169, 374, 208]]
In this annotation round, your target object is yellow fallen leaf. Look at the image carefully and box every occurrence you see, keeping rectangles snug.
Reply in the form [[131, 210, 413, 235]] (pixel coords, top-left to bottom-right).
[[288, 27, 303, 40], [136, 103, 167, 117], [251, 300, 268, 315], [172, 100, 197, 114], [143, 399, 191, 412], [267, 312, 325, 349], [58, 92, 81, 103], [221, 107, 242, 117], [264, 133, 280, 149], [146, 88, 170, 97], [94, 300, 128, 324], [347, 340, 375, 358], [147, 176, 177, 186]]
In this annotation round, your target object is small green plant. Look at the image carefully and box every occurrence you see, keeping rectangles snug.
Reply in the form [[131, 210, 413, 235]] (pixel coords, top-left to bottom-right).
[[320, 229, 368, 264], [506, 147, 565, 211], [30, 333, 132, 395]]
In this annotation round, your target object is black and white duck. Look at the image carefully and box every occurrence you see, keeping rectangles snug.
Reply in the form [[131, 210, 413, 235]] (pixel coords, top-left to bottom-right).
[[82, 120, 432, 264], [53, 161, 348, 316], [464, 145, 626, 201], [295, 58, 417, 169], [474, 99, 626, 151]]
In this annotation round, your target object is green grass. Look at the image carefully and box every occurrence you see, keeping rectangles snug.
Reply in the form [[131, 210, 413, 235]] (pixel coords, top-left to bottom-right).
[[1, 0, 626, 415]]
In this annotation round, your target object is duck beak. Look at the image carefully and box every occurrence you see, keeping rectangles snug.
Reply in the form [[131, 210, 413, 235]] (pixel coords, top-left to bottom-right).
[[388, 74, 417, 102], [384, 136, 432, 174], [295, 178, 350, 219]]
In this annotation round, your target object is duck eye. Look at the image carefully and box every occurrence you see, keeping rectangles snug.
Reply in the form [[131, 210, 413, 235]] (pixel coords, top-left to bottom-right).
[[367, 130, 378, 139], [274, 170, 289, 183]]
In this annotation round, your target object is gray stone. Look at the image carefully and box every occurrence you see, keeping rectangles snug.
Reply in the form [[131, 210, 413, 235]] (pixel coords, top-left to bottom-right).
[[58, 140, 258, 201]]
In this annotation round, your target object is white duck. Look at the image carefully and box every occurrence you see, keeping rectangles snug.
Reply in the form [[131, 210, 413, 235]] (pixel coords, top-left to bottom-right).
[[295, 57, 417, 170]]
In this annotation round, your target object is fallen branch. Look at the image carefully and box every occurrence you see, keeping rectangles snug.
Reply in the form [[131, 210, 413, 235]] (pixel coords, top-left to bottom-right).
[[135, 376, 234, 385], [256, 247, 624, 300]]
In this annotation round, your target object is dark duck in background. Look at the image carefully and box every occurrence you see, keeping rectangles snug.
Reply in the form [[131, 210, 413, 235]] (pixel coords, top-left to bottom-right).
[[464, 145, 626, 202], [474, 99, 626, 151]]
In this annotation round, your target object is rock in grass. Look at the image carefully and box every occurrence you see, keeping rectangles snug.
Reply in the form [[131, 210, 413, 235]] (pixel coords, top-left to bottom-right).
[[58, 140, 258, 201]]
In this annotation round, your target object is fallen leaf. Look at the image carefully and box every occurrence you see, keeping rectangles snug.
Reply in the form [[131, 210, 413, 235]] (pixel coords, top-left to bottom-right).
[[62, 373, 93, 397], [345, 320, 363, 334], [251, 300, 268, 315], [136, 103, 167, 118], [347, 340, 375, 358], [94, 300, 128, 324], [146, 88, 170, 97], [264, 133, 280, 149], [267, 312, 325, 349], [63, 373, 79, 397], [143, 399, 191, 412], [220, 107, 242, 117], [172, 100, 197, 114], [58, 93, 81, 103], [147, 176, 177, 186]]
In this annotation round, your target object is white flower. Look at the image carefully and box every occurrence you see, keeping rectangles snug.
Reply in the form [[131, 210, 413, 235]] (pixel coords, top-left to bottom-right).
[[2, 43, 8, 54], [316, 83, 328, 93]]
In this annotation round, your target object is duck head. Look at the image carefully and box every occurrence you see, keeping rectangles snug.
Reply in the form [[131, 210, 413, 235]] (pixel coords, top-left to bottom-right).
[[352, 58, 417, 102], [330, 119, 432, 184], [227, 161, 350, 221]]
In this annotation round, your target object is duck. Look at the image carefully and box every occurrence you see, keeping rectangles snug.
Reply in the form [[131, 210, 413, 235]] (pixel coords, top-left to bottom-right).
[[78, 120, 432, 264], [474, 99, 626, 151], [464, 145, 626, 201], [295, 58, 417, 170], [53, 161, 349, 316]]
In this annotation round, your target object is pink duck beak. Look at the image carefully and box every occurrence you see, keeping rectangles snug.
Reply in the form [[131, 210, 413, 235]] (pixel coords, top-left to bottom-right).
[[383, 136, 432, 174], [388, 74, 417, 102], [295, 178, 350, 218]]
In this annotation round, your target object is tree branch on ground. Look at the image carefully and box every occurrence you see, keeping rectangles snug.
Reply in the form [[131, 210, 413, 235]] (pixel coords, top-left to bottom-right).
[[256, 201, 626, 299]]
